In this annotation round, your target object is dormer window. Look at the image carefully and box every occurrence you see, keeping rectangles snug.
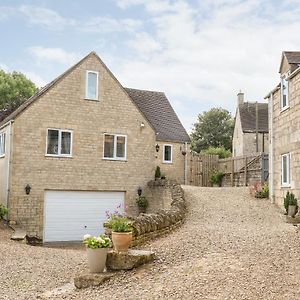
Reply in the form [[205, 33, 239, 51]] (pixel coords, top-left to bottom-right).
[[86, 71, 99, 100], [281, 73, 289, 110]]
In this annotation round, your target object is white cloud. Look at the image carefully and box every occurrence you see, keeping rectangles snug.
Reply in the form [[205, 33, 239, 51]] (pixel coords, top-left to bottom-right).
[[19, 5, 76, 30], [0, 6, 15, 21], [127, 32, 161, 56], [112, 0, 300, 130], [83, 16, 142, 33], [0, 63, 9, 72], [21, 71, 47, 88], [28, 47, 81, 65]]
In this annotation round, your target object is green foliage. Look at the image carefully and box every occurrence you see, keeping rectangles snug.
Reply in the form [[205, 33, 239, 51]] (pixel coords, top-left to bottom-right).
[[155, 166, 161, 179], [0, 204, 8, 219], [0, 69, 38, 110], [256, 183, 269, 198], [136, 196, 149, 209], [201, 146, 231, 159], [210, 171, 224, 186], [191, 108, 234, 152], [83, 234, 111, 249], [107, 215, 133, 232], [284, 192, 298, 213]]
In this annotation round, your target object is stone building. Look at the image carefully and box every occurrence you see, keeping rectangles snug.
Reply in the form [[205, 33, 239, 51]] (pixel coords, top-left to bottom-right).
[[0, 51, 190, 242], [232, 92, 268, 157], [266, 51, 300, 208]]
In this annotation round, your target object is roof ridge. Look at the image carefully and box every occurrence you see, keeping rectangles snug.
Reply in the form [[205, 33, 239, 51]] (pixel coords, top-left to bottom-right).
[[125, 87, 165, 94]]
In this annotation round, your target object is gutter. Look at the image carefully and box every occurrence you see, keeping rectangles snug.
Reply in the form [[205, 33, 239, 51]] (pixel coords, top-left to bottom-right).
[[0, 120, 13, 131], [264, 85, 280, 99], [287, 65, 300, 80]]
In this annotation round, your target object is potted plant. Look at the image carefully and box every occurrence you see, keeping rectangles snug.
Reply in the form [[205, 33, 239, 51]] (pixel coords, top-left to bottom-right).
[[107, 214, 133, 252], [0, 204, 8, 220], [83, 234, 111, 273], [284, 192, 298, 217], [136, 196, 149, 214], [155, 166, 161, 180], [210, 171, 224, 187]]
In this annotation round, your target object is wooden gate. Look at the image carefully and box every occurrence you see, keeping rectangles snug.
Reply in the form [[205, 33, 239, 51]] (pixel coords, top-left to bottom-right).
[[189, 153, 219, 186]]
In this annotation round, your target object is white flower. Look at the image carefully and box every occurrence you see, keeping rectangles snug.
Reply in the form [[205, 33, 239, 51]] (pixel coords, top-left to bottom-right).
[[83, 234, 91, 240], [97, 237, 104, 243]]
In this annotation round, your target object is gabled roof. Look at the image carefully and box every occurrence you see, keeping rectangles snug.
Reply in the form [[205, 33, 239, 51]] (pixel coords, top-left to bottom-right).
[[238, 102, 268, 133], [279, 51, 300, 73], [125, 88, 190, 143]]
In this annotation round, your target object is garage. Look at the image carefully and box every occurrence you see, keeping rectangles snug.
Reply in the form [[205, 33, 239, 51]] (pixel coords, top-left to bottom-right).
[[44, 191, 125, 242]]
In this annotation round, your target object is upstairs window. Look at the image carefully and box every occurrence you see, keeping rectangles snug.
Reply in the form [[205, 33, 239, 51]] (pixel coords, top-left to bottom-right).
[[46, 129, 72, 157], [0, 132, 5, 157], [281, 153, 291, 186], [163, 144, 173, 163], [86, 71, 99, 100], [104, 134, 127, 160], [281, 73, 289, 110]]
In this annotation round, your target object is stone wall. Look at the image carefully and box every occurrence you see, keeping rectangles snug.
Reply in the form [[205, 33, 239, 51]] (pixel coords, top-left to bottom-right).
[[105, 179, 186, 246]]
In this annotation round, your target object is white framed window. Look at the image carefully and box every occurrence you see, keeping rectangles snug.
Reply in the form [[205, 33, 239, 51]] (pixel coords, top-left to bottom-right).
[[0, 132, 5, 157], [281, 153, 291, 186], [103, 134, 127, 160], [46, 129, 73, 157], [86, 70, 99, 100], [163, 144, 173, 163], [281, 73, 289, 110]]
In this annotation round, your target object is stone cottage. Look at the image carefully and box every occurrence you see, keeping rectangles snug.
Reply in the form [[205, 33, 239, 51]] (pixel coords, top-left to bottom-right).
[[266, 51, 300, 208], [0, 51, 190, 242], [232, 92, 268, 157]]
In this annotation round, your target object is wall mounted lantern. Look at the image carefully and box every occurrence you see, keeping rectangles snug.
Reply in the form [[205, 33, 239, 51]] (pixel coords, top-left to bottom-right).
[[25, 184, 31, 195], [137, 187, 142, 197], [155, 144, 160, 152]]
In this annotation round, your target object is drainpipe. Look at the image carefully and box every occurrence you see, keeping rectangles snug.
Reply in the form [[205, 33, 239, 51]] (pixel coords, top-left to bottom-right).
[[6, 121, 14, 212], [256, 101, 259, 153], [269, 94, 274, 203], [184, 142, 188, 184]]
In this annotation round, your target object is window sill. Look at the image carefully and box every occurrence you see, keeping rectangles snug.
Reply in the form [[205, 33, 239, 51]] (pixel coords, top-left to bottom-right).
[[85, 98, 99, 102], [102, 157, 127, 162], [0, 154, 5, 159], [163, 161, 173, 164], [45, 154, 73, 158], [281, 184, 291, 188], [280, 106, 290, 113]]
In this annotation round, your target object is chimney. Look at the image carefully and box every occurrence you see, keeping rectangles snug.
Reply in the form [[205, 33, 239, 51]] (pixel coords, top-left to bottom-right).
[[237, 91, 244, 106]]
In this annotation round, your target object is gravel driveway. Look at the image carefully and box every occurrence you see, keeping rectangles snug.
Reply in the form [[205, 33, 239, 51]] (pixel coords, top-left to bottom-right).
[[2, 186, 300, 300]]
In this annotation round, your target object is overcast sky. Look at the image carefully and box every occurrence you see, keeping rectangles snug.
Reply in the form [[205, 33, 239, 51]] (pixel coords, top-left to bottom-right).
[[0, 0, 299, 131]]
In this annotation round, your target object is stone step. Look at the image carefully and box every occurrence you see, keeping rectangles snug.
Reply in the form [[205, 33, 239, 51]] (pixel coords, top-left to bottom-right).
[[11, 228, 26, 241], [106, 249, 155, 271]]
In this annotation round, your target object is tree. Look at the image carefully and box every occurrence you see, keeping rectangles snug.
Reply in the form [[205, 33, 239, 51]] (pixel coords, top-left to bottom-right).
[[0, 69, 38, 110], [191, 108, 234, 153], [201, 146, 232, 158]]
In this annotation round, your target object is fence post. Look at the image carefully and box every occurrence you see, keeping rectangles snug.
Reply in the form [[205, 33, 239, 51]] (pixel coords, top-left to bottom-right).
[[244, 157, 247, 186], [231, 158, 234, 187]]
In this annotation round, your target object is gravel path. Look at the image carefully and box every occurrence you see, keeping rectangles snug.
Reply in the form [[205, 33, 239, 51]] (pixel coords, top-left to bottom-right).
[[2, 186, 300, 300]]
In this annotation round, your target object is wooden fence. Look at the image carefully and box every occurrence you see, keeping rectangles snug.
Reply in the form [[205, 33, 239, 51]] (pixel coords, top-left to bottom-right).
[[189, 152, 269, 187]]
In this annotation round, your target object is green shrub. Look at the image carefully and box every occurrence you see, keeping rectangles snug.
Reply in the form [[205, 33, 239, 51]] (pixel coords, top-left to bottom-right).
[[256, 183, 269, 198], [210, 171, 224, 186], [136, 196, 149, 209], [201, 147, 231, 159], [155, 166, 161, 179], [0, 204, 8, 220]]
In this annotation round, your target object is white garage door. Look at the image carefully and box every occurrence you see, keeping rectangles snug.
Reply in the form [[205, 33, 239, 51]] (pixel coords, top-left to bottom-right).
[[44, 191, 125, 242]]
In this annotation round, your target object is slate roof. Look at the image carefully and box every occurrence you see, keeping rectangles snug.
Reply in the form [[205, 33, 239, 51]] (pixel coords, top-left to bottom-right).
[[238, 102, 268, 133], [284, 51, 300, 65], [125, 88, 190, 143]]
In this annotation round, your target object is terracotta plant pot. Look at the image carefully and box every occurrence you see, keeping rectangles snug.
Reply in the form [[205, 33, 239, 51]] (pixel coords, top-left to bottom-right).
[[288, 205, 297, 217], [86, 248, 109, 273], [111, 231, 133, 252]]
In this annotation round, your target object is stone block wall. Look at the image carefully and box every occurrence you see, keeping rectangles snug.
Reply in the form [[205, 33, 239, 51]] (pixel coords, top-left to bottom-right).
[[105, 179, 186, 246]]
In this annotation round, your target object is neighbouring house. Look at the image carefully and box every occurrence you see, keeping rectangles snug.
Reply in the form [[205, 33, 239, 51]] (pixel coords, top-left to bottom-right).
[[266, 51, 300, 208], [232, 91, 269, 157], [0, 51, 190, 242]]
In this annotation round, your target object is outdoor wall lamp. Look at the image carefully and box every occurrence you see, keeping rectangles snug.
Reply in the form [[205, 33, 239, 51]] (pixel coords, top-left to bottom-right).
[[25, 184, 31, 195], [137, 187, 142, 196], [155, 144, 160, 152]]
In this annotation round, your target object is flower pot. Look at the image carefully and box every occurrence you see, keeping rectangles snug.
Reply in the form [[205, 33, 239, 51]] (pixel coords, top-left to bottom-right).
[[288, 205, 297, 217], [86, 248, 108, 273], [112, 231, 133, 252]]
